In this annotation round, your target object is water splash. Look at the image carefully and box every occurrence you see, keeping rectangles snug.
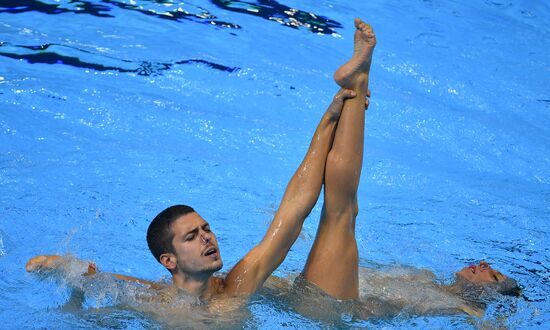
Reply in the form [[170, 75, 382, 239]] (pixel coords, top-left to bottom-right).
[[0, 230, 13, 257]]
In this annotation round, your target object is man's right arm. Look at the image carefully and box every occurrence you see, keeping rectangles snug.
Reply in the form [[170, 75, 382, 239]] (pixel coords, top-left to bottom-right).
[[26, 255, 165, 290]]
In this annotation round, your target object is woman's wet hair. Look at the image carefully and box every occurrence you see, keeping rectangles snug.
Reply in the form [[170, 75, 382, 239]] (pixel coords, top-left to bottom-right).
[[147, 205, 195, 263], [485, 277, 522, 297], [454, 276, 521, 308]]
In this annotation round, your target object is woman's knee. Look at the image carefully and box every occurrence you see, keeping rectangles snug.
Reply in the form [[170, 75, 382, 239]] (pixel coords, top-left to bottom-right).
[[326, 150, 349, 173]]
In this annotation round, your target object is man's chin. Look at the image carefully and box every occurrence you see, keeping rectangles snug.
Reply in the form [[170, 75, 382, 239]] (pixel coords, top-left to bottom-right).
[[206, 260, 223, 273]]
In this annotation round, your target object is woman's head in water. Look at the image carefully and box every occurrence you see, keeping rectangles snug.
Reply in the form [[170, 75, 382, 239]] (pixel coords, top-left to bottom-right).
[[456, 261, 506, 284], [452, 261, 521, 307]]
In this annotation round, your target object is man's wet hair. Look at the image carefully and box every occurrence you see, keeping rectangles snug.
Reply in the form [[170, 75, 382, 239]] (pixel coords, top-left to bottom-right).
[[147, 204, 195, 263]]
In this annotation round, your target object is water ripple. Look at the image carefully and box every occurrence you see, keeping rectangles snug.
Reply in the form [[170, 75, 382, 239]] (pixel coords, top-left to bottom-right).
[[0, 42, 240, 75]]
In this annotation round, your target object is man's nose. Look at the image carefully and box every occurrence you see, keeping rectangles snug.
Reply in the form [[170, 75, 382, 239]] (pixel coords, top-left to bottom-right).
[[200, 232, 211, 244]]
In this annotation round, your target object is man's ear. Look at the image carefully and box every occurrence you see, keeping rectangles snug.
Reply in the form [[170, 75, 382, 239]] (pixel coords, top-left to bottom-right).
[[160, 253, 177, 271]]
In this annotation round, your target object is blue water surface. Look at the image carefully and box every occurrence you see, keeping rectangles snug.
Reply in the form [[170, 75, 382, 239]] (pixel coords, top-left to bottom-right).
[[1, 0, 549, 328]]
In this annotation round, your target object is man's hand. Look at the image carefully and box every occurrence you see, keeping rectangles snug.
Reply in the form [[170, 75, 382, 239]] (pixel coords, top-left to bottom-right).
[[25, 255, 97, 276], [26, 254, 165, 289], [327, 88, 371, 119], [25, 255, 63, 272]]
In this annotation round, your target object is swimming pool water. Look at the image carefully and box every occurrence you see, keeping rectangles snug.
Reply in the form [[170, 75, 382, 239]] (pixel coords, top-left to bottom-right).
[[1, 0, 549, 328]]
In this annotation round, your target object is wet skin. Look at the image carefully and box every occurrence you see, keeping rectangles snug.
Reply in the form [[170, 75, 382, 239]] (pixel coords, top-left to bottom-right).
[[456, 261, 507, 284], [166, 213, 223, 275]]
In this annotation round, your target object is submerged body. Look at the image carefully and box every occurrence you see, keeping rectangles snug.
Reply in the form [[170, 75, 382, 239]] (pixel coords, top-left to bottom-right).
[[27, 254, 511, 325]]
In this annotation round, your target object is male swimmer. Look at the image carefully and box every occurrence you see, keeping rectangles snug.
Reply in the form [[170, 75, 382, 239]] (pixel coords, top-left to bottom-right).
[[26, 18, 518, 318]]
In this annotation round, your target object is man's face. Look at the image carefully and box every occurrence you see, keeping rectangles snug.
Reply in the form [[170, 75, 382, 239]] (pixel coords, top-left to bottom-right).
[[456, 261, 507, 284], [169, 212, 223, 275]]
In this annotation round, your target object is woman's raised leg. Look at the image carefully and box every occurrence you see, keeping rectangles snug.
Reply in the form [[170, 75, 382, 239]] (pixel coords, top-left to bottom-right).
[[302, 18, 376, 299]]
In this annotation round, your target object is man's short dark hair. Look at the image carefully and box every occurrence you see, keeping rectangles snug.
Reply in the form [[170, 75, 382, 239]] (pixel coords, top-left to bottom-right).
[[147, 204, 195, 262]]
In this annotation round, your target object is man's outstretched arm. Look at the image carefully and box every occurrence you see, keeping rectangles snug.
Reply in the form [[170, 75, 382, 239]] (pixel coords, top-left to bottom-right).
[[26, 255, 165, 290], [222, 89, 366, 295]]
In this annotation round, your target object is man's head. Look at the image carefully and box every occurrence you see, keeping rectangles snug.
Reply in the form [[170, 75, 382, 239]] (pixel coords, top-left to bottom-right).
[[147, 205, 223, 277]]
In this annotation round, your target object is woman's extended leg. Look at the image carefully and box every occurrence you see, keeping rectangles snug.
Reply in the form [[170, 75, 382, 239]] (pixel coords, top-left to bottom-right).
[[302, 18, 376, 299]]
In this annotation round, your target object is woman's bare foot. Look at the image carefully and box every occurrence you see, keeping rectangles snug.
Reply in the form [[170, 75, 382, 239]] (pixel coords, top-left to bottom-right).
[[333, 18, 376, 92]]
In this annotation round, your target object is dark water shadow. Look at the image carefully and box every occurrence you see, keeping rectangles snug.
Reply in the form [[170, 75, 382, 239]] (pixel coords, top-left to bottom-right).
[[484, 0, 513, 9], [209, 0, 342, 35], [0, 0, 113, 17], [102, 0, 240, 28], [0, 42, 240, 76], [0, 0, 239, 28], [0, 1, 342, 74], [1, 1, 342, 35]]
